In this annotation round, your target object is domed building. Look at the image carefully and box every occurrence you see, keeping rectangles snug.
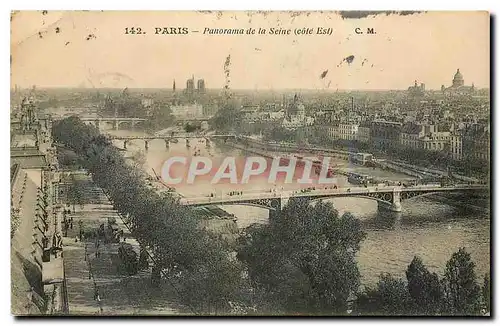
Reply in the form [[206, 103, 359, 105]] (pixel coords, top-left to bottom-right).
[[441, 68, 475, 95], [286, 93, 305, 118], [281, 93, 308, 130], [452, 69, 465, 87]]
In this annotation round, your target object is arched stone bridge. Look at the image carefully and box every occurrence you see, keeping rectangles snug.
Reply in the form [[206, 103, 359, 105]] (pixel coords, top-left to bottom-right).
[[180, 184, 488, 216], [108, 134, 236, 140], [108, 133, 236, 150], [80, 117, 147, 130]]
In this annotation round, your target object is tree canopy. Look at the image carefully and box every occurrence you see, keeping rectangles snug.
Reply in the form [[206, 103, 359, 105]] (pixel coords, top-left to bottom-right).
[[237, 198, 366, 314], [356, 249, 486, 316]]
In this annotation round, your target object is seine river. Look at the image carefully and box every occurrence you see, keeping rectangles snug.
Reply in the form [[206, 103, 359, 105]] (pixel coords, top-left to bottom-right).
[[110, 131, 490, 287]]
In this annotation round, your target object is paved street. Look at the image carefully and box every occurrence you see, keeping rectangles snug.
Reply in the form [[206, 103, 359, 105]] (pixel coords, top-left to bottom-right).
[[62, 203, 188, 315]]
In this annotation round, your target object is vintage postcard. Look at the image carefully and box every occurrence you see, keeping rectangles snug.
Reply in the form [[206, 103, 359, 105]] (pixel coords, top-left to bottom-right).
[[10, 11, 490, 316]]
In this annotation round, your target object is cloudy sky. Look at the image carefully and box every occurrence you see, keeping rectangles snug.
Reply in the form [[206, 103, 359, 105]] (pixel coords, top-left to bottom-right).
[[11, 11, 490, 90]]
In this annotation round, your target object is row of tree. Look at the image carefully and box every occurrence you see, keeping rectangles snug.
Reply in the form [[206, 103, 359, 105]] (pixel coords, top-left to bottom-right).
[[209, 105, 244, 132], [357, 251, 490, 315], [306, 133, 489, 178], [52, 116, 245, 314]]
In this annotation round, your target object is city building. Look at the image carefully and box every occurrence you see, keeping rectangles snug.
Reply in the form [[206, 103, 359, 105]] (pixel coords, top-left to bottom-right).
[[370, 120, 403, 150], [338, 122, 359, 141], [400, 123, 425, 149], [407, 80, 425, 97], [282, 94, 307, 130], [170, 103, 203, 119], [186, 76, 195, 94], [357, 121, 371, 143], [326, 122, 340, 140], [441, 69, 476, 95], [18, 97, 38, 132], [259, 110, 285, 122], [197, 79, 206, 93], [400, 123, 453, 152], [419, 126, 452, 152], [286, 94, 306, 120], [241, 105, 260, 121], [462, 123, 490, 161], [450, 133, 463, 161]]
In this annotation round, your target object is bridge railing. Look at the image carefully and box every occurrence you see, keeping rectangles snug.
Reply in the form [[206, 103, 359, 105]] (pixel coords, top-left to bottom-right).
[[179, 186, 392, 205], [80, 117, 147, 121], [178, 183, 487, 205], [107, 133, 236, 140]]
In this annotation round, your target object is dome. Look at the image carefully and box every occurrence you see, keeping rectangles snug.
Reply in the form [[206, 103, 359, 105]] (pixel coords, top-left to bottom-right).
[[452, 69, 464, 87]]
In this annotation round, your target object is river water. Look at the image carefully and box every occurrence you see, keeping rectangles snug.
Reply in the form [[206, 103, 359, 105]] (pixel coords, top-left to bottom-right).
[[109, 130, 490, 287]]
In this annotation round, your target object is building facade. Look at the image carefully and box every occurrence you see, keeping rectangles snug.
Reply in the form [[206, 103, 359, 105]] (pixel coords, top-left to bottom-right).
[[357, 122, 371, 143], [170, 103, 203, 119], [450, 133, 463, 160], [186, 76, 195, 94], [370, 120, 403, 150], [462, 124, 490, 162], [338, 122, 359, 141], [197, 79, 205, 93], [400, 123, 425, 149]]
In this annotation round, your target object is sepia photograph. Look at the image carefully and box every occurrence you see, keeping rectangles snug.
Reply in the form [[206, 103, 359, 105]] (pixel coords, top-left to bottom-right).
[[9, 10, 491, 317]]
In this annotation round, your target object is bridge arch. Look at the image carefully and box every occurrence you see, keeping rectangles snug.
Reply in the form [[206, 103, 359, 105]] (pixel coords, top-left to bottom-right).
[[307, 193, 394, 206], [117, 120, 133, 130], [100, 120, 115, 130], [187, 196, 281, 213], [213, 202, 278, 211], [133, 120, 146, 130], [399, 189, 482, 202]]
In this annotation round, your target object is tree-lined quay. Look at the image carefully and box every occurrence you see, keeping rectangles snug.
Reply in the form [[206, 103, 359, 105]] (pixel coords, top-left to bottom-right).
[[52, 116, 244, 314]]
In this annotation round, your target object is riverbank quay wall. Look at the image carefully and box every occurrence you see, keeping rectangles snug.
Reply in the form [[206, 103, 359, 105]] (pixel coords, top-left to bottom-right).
[[225, 136, 477, 182]]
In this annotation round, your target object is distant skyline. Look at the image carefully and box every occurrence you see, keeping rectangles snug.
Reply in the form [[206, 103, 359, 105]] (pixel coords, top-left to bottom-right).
[[11, 11, 490, 91]]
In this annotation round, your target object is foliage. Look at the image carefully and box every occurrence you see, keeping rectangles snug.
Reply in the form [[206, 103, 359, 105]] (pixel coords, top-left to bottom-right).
[[405, 256, 443, 314], [55, 147, 81, 168], [371, 274, 414, 315], [184, 122, 201, 133], [262, 125, 299, 143], [209, 106, 244, 132], [356, 249, 484, 316], [441, 247, 482, 315], [482, 273, 490, 313], [11, 208, 21, 239], [237, 198, 366, 314], [66, 174, 86, 210], [103, 95, 144, 118], [144, 102, 175, 131], [179, 236, 245, 314]]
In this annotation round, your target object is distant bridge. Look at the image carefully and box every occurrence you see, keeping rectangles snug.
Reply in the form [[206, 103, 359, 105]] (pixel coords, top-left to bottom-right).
[[108, 133, 236, 149], [77, 116, 212, 129], [174, 117, 211, 124], [108, 134, 235, 140], [78, 117, 147, 130], [179, 184, 488, 216]]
